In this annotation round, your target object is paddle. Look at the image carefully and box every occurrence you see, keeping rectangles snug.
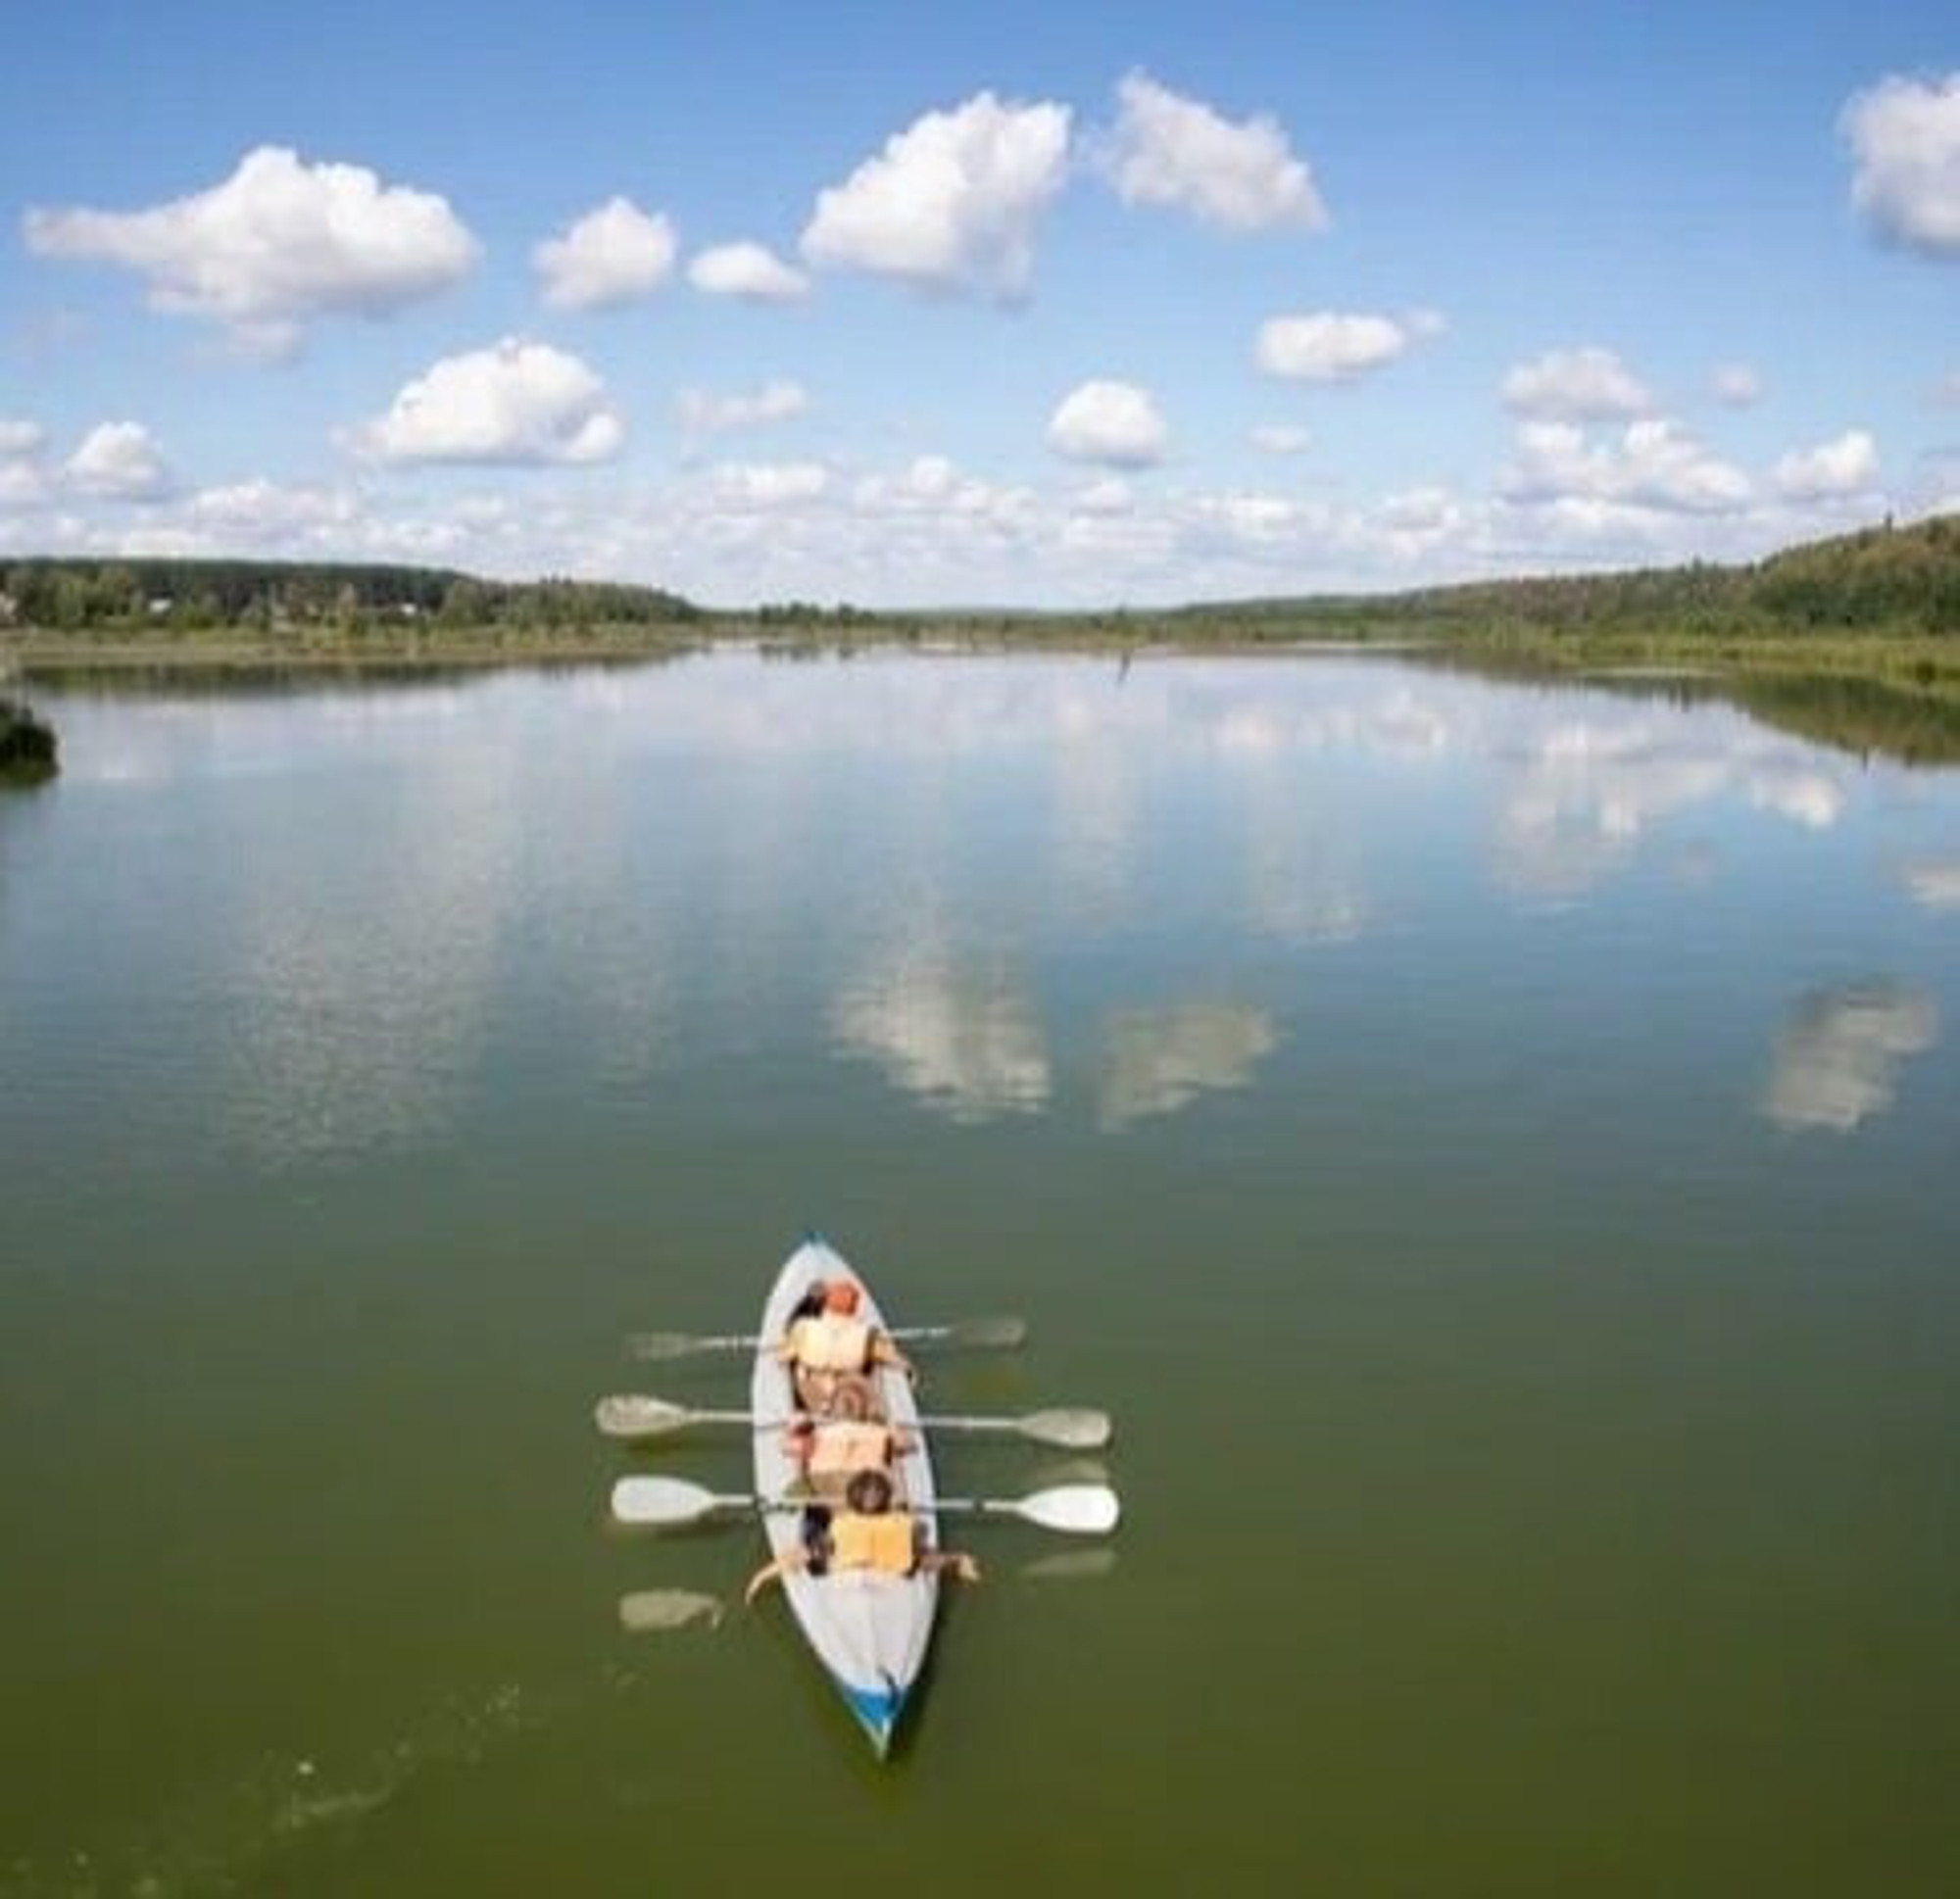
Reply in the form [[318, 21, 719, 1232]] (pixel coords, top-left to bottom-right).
[[625, 1314, 1027, 1361], [611, 1475, 1120, 1535], [595, 1394, 1111, 1450]]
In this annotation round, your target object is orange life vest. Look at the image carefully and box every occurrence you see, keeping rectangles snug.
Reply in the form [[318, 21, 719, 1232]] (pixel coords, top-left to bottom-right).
[[808, 1421, 895, 1477], [788, 1312, 872, 1373], [827, 1510, 916, 1576]]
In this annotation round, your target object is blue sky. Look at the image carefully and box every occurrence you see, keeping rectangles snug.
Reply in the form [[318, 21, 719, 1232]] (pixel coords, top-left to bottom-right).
[[1, 0, 1953, 607]]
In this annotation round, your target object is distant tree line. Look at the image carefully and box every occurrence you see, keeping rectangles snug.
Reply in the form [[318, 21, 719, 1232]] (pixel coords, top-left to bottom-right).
[[750, 600, 883, 626], [1, 515, 1952, 646], [1172, 514, 1958, 639], [0, 559, 701, 632]]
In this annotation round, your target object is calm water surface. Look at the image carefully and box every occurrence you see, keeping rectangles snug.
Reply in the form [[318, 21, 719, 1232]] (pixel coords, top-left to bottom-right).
[[3, 653, 1958, 1895]]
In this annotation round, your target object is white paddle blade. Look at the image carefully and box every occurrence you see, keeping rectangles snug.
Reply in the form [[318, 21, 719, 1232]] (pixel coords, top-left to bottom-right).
[[611, 1476, 725, 1527], [595, 1395, 692, 1439], [1022, 1407, 1112, 1450], [617, 1589, 724, 1632], [1015, 1485, 1121, 1535]]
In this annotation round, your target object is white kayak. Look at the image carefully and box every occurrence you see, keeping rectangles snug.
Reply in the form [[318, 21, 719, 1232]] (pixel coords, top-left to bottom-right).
[[752, 1236, 938, 1757]]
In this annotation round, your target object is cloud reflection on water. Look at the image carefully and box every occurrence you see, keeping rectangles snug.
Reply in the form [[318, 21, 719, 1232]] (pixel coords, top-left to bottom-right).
[[1495, 714, 1845, 898], [1096, 1000, 1279, 1130], [39, 655, 1940, 1156], [1762, 982, 1939, 1133], [1901, 858, 1960, 912], [828, 950, 1051, 1123]]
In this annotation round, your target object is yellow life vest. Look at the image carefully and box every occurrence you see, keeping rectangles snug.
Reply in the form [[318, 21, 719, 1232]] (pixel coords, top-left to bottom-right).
[[828, 1510, 916, 1576], [789, 1312, 872, 1373], [808, 1421, 894, 1477]]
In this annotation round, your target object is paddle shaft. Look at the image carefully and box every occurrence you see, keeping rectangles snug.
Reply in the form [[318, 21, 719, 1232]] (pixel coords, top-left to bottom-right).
[[628, 1315, 1025, 1360], [662, 1492, 1022, 1518], [611, 1475, 1117, 1534]]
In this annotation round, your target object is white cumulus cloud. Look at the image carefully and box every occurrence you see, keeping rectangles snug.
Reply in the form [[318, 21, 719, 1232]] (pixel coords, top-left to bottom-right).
[[355, 338, 624, 465], [0, 462, 50, 508], [1049, 380, 1169, 467], [1710, 363, 1764, 407], [24, 145, 477, 352], [801, 90, 1071, 299], [713, 461, 830, 506], [0, 419, 46, 459], [1501, 346, 1654, 420], [677, 379, 808, 434], [687, 241, 809, 301], [533, 197, 676, 310], [903, 455, 958, 500], [1072, 476, 1134, 514], [1840, 72, 1960, 257], [1772, 428, 1880, 499], [1255, 311, 1435, 382], [1102, 71, 1326, 231], [65, 421, 173, 499], [184, 478, 359, 544], [1503, 418, 1751, 513]]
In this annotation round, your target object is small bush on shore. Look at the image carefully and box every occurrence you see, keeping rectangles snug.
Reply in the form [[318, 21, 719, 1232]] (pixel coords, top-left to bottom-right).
[[0, 694, 58, 784]]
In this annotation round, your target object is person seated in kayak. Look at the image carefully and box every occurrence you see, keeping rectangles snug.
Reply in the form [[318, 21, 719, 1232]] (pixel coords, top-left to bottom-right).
[[781, 1413, 918, 1496], [774, 1280, 914, 1412], [745, 1471, 979, 1601]]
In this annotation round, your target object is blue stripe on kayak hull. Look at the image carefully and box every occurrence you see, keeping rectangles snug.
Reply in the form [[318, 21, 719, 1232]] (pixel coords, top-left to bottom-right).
[[842, 1681, 906, 1757]]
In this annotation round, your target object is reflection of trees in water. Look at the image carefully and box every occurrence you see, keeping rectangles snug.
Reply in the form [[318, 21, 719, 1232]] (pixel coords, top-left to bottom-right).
[[1097, 1001, 1278, 1130], [1724, 675, 1960, 769], [1762, 982, 1939, 1133], [1584, 671, 1960, 769]]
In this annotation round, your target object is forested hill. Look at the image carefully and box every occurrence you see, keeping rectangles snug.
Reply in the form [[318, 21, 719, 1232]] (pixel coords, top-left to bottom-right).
[[1171, 513, 1959, 636], [0, 559, 699, 631]]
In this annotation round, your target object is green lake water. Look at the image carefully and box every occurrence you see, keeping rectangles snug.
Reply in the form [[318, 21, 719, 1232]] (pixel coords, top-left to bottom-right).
[[3, 652, 1957, 1894]]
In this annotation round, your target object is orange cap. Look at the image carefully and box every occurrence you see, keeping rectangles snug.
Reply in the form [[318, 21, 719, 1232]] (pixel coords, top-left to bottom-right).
[[824, 1282, 861, 1315]]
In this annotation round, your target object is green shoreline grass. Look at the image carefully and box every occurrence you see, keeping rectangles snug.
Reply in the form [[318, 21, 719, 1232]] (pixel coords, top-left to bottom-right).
[[8, 614, 1954, 691]]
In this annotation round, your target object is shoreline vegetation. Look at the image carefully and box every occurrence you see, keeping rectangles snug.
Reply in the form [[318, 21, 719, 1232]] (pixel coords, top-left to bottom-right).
[[3, 512, 1955, 761], [0, 693, 59, 784]]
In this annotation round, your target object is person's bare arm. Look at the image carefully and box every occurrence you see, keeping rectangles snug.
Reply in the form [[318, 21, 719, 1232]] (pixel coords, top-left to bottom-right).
[[870, 1334, 917, 1380], [744, 1548, 808, 1604]]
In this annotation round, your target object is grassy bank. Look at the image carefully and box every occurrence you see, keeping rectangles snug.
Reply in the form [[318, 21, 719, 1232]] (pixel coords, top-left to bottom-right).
[[4, 623, 706, 673]]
